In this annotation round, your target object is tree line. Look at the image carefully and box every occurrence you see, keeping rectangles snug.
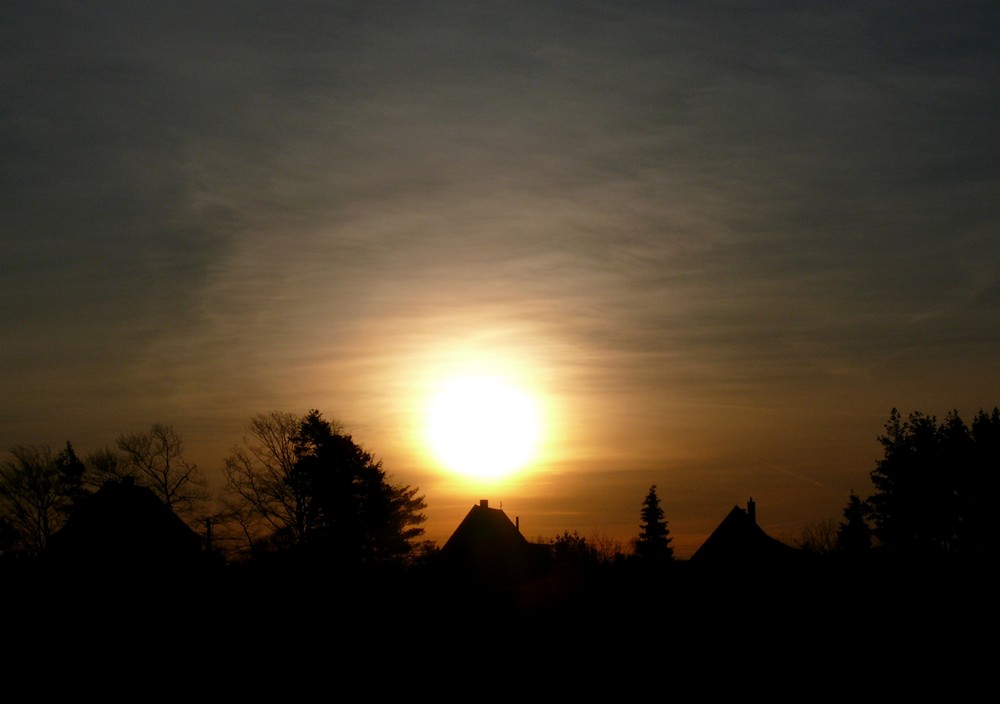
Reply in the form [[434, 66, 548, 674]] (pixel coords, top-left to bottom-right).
[[516, 405, 1000, 567], [2, 405, 999, 572], [0, 409, 428, 569]]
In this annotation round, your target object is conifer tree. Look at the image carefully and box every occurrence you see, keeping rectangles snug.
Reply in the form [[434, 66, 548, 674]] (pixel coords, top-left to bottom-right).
[[635, 484, 674, 561], [836, 492, 872, 555]]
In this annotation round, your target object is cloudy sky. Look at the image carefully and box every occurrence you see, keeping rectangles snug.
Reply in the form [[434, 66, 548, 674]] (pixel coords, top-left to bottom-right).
[[4, 2, 999, 557]]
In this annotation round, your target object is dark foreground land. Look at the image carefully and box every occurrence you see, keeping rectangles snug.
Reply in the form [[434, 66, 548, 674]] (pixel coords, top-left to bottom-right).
[[4, 554, 994, 695]]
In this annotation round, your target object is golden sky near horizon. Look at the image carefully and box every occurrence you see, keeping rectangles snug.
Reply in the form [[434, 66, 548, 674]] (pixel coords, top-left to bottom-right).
[[3, 2, 1000, 557]]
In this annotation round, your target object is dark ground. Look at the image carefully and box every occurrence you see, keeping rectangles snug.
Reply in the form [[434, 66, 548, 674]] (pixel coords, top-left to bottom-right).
[[2, 556, 993, 695]]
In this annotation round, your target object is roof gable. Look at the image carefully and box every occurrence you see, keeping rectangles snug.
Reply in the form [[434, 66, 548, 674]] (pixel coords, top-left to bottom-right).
[[690, 499, 798, 563], [46, 478, 203, 569], [438, 500, 547, 581]]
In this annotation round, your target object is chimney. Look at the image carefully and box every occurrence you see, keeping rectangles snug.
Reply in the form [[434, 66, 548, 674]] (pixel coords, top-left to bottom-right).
[[480, 499, 489, 508], [747, 497, 756, 524], [516, 516, 520, 532]]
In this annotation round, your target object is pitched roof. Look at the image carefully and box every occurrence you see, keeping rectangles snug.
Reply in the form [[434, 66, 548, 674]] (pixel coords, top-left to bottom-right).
[[438, 500, 548, 581], [46, 478, 203, 570], [690, 498, 799, 563]]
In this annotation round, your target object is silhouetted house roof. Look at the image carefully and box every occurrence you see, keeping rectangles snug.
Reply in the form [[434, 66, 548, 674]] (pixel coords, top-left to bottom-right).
[[46, 477, 204, 572], [689, 498, 799, 564], [438, 500, 550, 583]]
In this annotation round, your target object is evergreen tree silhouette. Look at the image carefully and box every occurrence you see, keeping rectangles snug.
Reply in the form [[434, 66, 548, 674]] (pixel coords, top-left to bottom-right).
[[635, 484, 674, 561], [836, 492, 872, 555]]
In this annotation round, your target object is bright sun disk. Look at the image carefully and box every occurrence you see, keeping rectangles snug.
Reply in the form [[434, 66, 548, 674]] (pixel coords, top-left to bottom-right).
[[426, 375, 542, 480]]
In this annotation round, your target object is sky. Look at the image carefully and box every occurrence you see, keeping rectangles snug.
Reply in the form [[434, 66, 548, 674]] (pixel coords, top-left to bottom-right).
[[3, 1, 999, 558]]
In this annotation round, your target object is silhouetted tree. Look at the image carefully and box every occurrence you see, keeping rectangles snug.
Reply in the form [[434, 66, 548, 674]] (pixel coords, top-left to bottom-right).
[[956, 407, 1000, 555], [836, 492, 872, 555], [794, 518, 838, 556], [221, 409, 427, 565], [82, 446, 133, 489], [0, 443, 88, 557], [589, 532, 628, 564], [868, 406, 1000, 558], [54, 442, 88, 506], [634, 485, 674, 562], [0, 515, 17, 560], [550, 530, 600, 565], [220, 410, 302, 556], [115, 423, 209, 523]]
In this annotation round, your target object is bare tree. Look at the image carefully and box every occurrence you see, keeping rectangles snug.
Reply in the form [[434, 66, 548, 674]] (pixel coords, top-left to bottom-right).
[[116, 423, 208, 521], [219, 411, 309, 555], [0, 444, 82, 556], [82, 446, 132, 489], [589, 531, 629, 563], [794, 517, 839, 556]]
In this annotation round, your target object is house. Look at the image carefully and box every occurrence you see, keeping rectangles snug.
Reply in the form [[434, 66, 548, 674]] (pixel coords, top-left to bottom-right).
[[689, 497, 799, 564], [45, 477, 204, 573], [436, 499, 550, 584]]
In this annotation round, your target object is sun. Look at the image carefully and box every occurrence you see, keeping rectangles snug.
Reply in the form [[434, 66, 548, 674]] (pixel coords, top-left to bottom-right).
[[425, 374, 542, 481]]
